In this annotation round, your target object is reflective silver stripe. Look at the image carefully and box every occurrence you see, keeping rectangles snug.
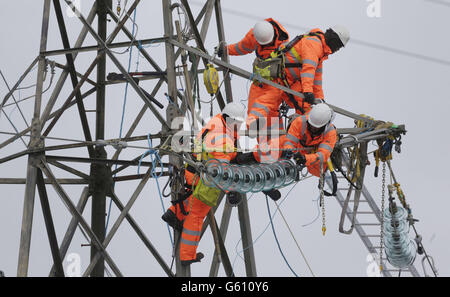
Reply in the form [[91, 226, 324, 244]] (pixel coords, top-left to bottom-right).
[[291, 114, 301, 121], [314, 80, 322, 86], [300, 72, 315, 79], [249, 110, 267, 127], [287, 51, 302, 64], [285, 52, 301, 81], [234, 43, 245, 55], [242, 44, 254, 53], [252, 102, 270, 115], [316, 67, 323, 73], [300, 116, 307, 136], [286, 133, 299, 144], [180, 237, 199, 246], [211, 134, 230, 145], [268, 119, 282, 130], [324, 125, 336, 136], [310, 151, 324, 167], [287, 66, 300, 81], [249, 109, 265, 118], [182, 227, 201, 237], [307, 37, 321, 44], [285, 141, 296, 148], [303, 59, 317, 68], [319, 143, 333, 152], [317, 152, 324, 167]]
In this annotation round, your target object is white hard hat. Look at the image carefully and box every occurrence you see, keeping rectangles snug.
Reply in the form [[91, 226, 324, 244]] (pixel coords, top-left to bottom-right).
[[308, 103, 334, 128], [253, 21, 274, 45], [222, 102, 245, 122], [330, 25, 350, 47]]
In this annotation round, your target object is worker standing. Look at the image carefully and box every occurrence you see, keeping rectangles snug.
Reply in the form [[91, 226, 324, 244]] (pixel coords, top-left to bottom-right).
[[218, 19, 290, 138], [281, 26, 350, 114], [161, 102, 245, 266]]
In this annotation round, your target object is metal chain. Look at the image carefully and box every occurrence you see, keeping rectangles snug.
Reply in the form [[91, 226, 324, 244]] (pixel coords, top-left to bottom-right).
[[379, 162, 386, 272], [320, 170, 326, 236], [116, 0, 121, 15]]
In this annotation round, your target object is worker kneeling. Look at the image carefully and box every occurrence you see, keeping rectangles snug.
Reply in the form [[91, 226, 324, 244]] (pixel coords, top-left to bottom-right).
[[162, 102, 244, 266], [283, 103, 337, 176], [236, 104, 337, 200]]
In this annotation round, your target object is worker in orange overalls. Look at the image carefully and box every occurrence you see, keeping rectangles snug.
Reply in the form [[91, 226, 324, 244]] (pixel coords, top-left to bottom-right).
[[234, 104, 337, 201], [218, 19, 289, 137], [254, 25, 350, 116], [283, 103, 337, 176], [161, 102, 244, 266]]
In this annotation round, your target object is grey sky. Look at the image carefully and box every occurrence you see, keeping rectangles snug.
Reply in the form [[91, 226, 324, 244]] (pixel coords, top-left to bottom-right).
[[0, 0, 448, 277]]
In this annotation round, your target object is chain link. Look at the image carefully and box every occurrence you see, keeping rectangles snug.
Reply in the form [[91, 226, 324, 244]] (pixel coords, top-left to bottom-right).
[[320, 170, 326, 236], [379, 162, 386, 272], [116, 0, 122, 15]]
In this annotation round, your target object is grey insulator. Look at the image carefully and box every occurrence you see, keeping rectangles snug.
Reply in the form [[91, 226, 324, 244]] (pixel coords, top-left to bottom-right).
[[383, 206, 417, 269], [202, 159, 298, 193]]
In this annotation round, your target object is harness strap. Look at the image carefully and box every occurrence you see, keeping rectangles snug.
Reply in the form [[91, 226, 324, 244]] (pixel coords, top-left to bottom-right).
[[285, 63, 303, 68]]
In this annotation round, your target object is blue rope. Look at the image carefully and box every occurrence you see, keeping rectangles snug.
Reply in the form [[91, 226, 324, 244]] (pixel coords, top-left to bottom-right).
[[265, 194, 299, 277], [232, 182, 298, 270], [105, 8, 137, 233], [137, 134, 174, 247]]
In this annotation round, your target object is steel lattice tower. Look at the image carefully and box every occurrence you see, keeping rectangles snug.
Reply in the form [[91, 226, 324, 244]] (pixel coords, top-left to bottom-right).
[[0, 0, 428, 277]]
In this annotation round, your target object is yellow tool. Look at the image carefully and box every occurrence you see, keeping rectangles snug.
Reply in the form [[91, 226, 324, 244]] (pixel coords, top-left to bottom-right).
[[203, 64, 219, 96]]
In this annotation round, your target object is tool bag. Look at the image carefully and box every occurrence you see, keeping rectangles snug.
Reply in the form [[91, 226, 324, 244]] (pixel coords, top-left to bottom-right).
[[192, 177, 222, 207], [252, 53, 285, 81], [252, 31, 325, 82]]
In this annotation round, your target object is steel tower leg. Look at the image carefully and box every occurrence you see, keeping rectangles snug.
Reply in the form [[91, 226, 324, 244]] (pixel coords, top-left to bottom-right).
[[17, 0, 51, 277]]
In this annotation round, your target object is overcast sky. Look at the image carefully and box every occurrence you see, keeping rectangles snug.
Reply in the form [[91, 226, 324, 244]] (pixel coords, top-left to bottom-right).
[[0, 0, 449, 277]]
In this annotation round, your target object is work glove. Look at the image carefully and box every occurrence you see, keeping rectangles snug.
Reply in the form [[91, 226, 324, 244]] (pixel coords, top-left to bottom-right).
[[227, 192, 242, 207], [215, 43, 225, 58], [293, 152, 306, 166], [303, 92, 316, 105]]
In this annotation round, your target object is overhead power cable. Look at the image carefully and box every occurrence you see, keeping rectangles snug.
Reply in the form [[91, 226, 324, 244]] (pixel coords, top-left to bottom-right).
[[0, 70, 29, 127], [189, 1, 450, 67], [425, 0, 450, 7]]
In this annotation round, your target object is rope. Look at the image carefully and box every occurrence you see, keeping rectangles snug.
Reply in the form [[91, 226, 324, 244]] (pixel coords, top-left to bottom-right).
[[232, 180, 305, 269], [105, 7, 138, 234], [272, 199, 315, 276], [137, 134, 173, 247], [265, 194, 299, 277]]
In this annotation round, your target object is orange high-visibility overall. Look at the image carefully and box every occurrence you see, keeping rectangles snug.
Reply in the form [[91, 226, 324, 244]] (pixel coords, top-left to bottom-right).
[[227, 18, 289, 131], [168, 114, 237, 261], [282, 28, 332, 115], [283, 114, 337, 177]]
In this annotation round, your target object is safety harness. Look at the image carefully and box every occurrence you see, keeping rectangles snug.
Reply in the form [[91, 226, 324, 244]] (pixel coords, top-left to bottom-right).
[[252, 31, 325, 115], [170, 128, 212, 216]]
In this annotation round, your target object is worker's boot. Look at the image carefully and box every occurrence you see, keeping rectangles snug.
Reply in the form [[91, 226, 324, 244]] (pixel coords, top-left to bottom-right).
[[181, 252, 204, 266], [161, 209, 183, 231], [263, 189, 281, 201]]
